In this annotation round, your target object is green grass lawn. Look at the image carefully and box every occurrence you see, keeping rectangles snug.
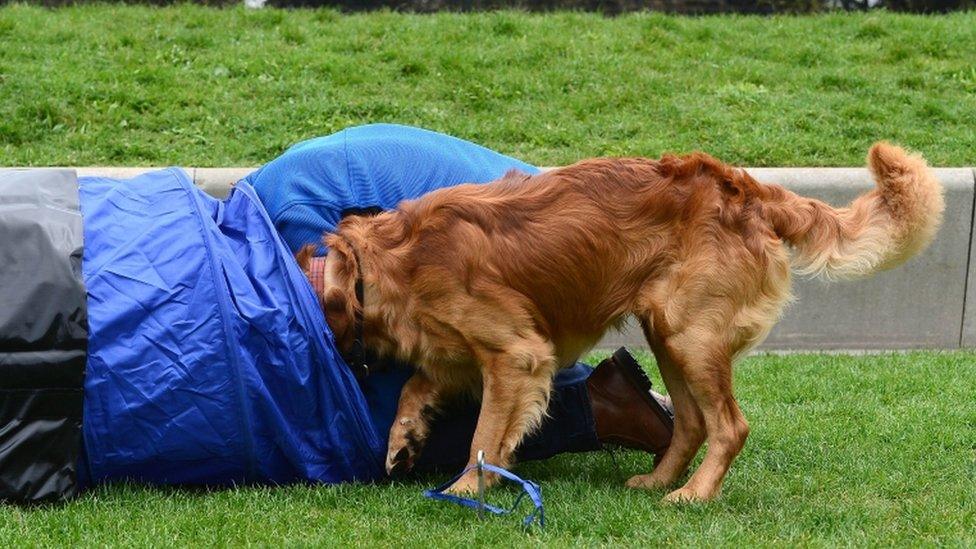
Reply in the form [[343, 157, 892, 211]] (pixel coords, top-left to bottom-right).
[[3, 351, 974, 546], [2, 5, 975, 546], [1, 5, 975, 167]]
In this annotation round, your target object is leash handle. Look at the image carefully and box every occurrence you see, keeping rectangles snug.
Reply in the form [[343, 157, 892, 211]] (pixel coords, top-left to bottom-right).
[[423, 460, 545, 528]]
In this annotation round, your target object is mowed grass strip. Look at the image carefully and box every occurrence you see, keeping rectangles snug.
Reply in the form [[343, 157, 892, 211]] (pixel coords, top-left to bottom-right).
[[0, 6, 975, 167], [2, 351, 974, 546], [2, 6, 975, 546]]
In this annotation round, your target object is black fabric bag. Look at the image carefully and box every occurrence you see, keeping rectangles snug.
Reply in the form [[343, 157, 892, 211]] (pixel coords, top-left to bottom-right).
[[0, 169, 87, 504]]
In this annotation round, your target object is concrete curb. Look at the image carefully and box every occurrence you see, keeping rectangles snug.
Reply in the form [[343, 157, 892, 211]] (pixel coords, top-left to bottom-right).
[[8, 165, 976, 350], [65, 167, 256, 198]]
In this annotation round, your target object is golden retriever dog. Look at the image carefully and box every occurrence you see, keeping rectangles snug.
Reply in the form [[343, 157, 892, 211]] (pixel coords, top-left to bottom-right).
[[304, 142, 943, 502]]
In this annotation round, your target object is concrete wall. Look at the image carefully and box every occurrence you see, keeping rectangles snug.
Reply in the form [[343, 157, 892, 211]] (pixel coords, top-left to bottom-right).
[[12, 165, 976, 350], [69, 167, 253, 198]]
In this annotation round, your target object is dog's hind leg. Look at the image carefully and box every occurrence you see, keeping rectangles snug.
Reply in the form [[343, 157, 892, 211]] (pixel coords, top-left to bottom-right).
[[661, 332, 749, 503], [386, 370, 441, 475], [446, 340, 556, 495], [625, 318, 705, 491]]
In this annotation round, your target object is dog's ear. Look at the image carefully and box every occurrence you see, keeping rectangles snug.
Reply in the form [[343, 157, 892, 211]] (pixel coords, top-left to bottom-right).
[[323, 233, 359, 280], [295, 244, 316, 274], [322, 286, 352, 348], [323, 287, 347, 316]]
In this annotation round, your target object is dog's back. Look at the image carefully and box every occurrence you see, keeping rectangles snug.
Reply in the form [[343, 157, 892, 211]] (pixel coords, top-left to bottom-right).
[[379, 155, 780, 363]]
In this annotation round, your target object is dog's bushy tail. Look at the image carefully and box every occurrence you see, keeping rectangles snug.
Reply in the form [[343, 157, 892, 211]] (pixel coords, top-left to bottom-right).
[[760, 142, 944, 279]]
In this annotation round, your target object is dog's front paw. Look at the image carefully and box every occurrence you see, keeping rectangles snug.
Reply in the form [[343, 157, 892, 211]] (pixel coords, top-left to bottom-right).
[[445, 471, 481, 495], [444, 468, 502, 496], [385, 419, 425, 476], [445, 479, 478, 496], [385, 444, 415, 476]]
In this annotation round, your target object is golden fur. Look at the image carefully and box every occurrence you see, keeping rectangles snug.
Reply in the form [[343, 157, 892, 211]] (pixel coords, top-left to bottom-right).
[[301, 142, 943, 502]]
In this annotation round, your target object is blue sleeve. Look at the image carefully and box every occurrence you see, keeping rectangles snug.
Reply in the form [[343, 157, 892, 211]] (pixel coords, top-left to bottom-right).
[[245, 124, 539, 253]]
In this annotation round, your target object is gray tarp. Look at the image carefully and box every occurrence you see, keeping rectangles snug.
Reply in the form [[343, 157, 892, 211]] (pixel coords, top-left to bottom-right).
[[0, 169, 87, 503]]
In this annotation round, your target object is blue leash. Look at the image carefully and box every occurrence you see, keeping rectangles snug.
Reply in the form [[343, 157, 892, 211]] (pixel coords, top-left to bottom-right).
[[423, 453, 545, 528]]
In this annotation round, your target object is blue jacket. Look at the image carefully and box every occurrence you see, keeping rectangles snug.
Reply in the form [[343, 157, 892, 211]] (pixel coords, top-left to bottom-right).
[[244, 124, 539, 254]]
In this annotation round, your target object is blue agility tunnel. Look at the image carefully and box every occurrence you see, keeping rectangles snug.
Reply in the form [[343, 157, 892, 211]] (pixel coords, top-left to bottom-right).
[[78, 169, 385, 487]]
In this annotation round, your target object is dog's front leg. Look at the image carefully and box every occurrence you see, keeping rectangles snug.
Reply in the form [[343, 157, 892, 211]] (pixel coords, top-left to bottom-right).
[[386, 371, 440, 475], [446, 345, 555, 495]]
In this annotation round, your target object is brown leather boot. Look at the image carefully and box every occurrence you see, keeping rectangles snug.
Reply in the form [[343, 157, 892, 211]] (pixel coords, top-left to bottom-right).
[[587, 347, 674, 459]]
